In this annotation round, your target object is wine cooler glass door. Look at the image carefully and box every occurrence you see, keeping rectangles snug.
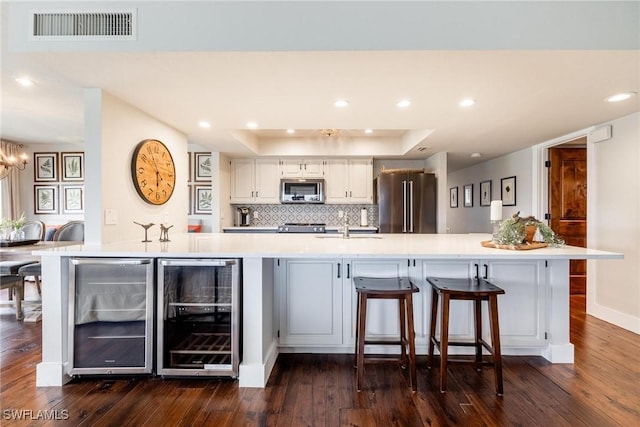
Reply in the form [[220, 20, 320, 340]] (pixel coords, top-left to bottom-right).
[[68, 258, 154, 375], [158, 258, 240, 377]]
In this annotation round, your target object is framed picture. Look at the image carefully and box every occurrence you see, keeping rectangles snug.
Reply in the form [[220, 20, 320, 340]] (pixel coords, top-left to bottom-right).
[[194, 152, 212, 181], [34, 185, 58, 214], [187, 185, 193, 215], [480, 180, 492, 206], [449, 186, 458, 208], [463, 184, 474, 207], [187, 152, 193, 183], [194, 185, 212, 214], [34, 152, 58, 182], [61, 152, 84, 181], [501, 176, 517, 206], [62, 185, 84, 213]]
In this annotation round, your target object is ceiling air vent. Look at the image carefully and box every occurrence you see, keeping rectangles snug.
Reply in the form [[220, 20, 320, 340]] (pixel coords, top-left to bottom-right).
[[31, 9, 136, 40]]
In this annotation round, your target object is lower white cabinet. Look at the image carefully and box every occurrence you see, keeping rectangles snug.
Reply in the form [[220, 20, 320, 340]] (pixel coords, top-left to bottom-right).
[[275, 258, 547, 351], [275, 259, 342, 345], [422, 259, 547, 349]]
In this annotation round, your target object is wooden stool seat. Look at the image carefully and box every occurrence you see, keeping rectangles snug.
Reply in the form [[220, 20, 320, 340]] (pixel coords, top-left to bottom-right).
[[353, 276, 419, 392], [426, 277, 505, 395]]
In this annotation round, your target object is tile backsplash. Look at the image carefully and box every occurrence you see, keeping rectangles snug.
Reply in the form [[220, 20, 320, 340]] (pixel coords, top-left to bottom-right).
[[232, 204, 379, 227]]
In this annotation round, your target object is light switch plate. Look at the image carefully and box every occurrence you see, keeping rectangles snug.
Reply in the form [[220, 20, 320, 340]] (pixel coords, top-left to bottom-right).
[[104, 209, 118, 225]]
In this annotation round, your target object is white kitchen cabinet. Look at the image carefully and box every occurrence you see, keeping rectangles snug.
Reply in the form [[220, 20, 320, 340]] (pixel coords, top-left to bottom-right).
[[280, 158, 324, 178], [422, 259, 547, 350], [230, 158, 280, 204], [342, 258, 410, 346], [274, 257, 547, 352], [324, 158, 373, 204], [276, 258, 343, 346], [482, 259, 547, 348]]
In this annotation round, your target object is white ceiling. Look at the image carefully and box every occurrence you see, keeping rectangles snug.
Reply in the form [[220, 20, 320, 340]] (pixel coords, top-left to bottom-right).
[[1, 9, 639, 171]]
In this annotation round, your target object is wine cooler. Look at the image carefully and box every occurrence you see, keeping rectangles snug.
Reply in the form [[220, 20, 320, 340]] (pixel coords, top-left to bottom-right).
[[157, 258, 240, 377], [68, 258, 154, 375]]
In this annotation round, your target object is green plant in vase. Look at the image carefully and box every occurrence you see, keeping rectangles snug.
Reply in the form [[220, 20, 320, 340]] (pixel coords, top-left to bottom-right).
[[494, 212, 564, 247], [10, 213, 26, 240]]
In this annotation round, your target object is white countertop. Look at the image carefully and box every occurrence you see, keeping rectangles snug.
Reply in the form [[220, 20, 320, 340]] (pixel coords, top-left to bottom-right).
[[221, 226, 379, 232], [33, 233, 623, 260]]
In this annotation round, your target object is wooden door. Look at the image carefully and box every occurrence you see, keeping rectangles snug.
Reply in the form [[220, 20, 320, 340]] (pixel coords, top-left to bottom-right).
[[548, 144, 587, 294]]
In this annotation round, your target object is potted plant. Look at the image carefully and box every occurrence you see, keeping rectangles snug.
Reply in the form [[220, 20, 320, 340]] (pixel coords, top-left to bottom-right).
[[494, 212, 564, 247]]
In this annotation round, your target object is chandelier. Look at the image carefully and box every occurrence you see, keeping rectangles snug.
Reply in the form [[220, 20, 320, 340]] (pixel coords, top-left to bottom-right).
[[320, 129, 341, 137], [0, 152, 28, 180]]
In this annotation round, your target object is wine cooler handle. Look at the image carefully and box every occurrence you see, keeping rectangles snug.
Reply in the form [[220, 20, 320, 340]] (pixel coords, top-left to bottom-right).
[[337, 262, 342, 278], [71, 258, 151, 265], [160, 259, 237, 267]]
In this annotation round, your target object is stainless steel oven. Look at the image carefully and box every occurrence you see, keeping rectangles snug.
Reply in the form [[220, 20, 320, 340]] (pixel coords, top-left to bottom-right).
[[280, 179, 324, 204]]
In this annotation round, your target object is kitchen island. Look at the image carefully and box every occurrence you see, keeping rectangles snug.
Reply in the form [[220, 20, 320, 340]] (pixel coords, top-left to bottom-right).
[[33, 233, 622, 388]]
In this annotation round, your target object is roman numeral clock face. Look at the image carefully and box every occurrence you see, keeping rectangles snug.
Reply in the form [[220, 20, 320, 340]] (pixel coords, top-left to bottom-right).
[[131, 139, 176, 205]]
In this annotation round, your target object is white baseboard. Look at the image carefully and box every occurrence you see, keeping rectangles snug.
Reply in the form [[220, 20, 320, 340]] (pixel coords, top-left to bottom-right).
[[588, 303, 640, 334], [238, 339, 279, 388]]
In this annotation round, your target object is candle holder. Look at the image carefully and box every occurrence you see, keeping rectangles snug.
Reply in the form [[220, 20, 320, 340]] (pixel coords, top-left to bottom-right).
[[134, 221, 155, 242], [159, 224, 173, 242]]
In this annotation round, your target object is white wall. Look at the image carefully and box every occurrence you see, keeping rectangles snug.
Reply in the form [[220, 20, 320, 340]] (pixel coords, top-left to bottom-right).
[[424, 152, 448, 234], [447, 148, 533, 233], [588, 112, 640, 332], [84, 89, 188, 244]]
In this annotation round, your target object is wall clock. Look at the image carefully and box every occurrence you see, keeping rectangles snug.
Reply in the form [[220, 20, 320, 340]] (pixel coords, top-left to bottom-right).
[[131, 139, 176, 205]]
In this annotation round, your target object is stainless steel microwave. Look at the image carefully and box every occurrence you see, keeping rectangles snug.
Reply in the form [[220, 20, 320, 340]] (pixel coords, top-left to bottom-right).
[[280, 179, 325, 204]]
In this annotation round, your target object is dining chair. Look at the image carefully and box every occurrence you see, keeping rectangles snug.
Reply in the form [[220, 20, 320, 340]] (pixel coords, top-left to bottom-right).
[[21, 220, 46, 241], [19, 221, 84, 297]]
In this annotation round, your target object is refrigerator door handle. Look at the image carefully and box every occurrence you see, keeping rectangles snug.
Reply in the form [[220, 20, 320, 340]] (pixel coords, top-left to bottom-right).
[[409, 180, 414, 232], [402, 180, 408, 232]]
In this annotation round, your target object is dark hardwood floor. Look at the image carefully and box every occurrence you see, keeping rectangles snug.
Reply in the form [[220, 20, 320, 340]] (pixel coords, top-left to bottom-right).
[[1, 290, 638, 426]]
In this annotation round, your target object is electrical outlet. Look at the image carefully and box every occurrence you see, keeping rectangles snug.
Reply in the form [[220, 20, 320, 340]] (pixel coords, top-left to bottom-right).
[[338, 210, 344, 218], [253, 211, 259, 219]]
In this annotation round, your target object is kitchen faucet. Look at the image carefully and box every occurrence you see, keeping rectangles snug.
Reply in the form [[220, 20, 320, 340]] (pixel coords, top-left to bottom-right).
[[342, 216, 350, 239]]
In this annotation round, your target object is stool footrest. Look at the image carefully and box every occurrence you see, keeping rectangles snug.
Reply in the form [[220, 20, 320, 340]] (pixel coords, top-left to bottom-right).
[[363, 339, 404, 346]]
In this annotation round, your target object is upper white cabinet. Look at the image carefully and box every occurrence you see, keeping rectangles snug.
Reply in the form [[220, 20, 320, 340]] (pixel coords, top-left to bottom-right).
[[230, 158, 280, 204], [280, 159, 324, 178], [325, 158, 373, 204]]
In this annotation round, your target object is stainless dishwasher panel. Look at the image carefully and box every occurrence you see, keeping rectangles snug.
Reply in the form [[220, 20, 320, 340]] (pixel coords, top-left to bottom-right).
[[157, 258, 240, 377], [68, 258, 154, 376]]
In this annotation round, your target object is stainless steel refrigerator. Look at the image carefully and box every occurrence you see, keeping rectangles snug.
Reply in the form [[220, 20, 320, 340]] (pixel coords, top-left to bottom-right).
[[375, 172, 436, 233]]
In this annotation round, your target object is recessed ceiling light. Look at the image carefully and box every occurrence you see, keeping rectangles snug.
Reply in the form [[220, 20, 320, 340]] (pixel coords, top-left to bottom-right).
[[364, 129, 373, 134], [605, 91, 637, 102], [396, 99, 411, 108], [246, 121, 258, 129], [286, 129, 295, 134], [334, 99, 349, 108], [15, 77, 34, 87], [459, 98, 476, 107], [198, 121, 211, 129], [471, 152, 482, 158]]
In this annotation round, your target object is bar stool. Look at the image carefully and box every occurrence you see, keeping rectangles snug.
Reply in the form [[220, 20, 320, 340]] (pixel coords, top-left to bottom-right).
[[426, 277, 505, 395], [353, 276, 419, 392]]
